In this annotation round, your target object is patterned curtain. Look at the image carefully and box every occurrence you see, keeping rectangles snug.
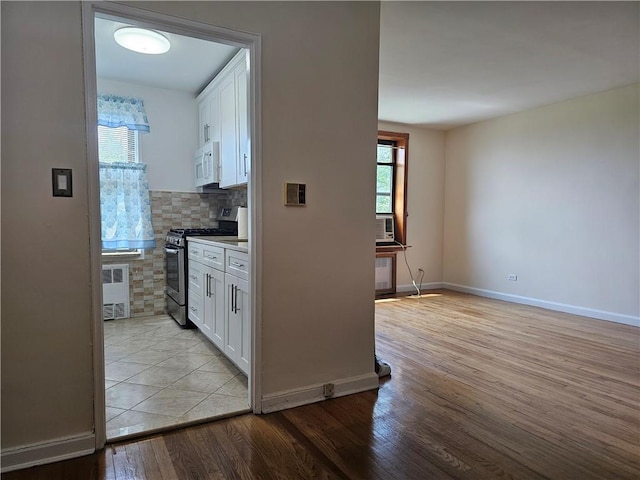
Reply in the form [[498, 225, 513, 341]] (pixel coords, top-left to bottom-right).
[[97, 94, 150, 132], [99, 162, 156, 250]]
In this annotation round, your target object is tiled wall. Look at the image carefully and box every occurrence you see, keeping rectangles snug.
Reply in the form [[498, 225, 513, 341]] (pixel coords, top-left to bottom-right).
[[103, 188, 247, 318]]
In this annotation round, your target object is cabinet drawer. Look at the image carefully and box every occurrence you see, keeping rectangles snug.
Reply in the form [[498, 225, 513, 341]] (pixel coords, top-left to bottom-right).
[[202, 245, 225, 271], [187, 260, 204, 296], [188, 290, 203, 325], [225, 250, 249, 280], [187, 242, 203, 261]]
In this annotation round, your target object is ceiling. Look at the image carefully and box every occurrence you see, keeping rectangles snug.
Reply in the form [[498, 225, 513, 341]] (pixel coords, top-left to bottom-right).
[[379, 1, 639, 129], [95, 16, 240, 95], [95, 2, 639, 129]]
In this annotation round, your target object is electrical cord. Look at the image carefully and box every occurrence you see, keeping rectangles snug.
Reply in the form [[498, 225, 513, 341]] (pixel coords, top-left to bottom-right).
[[394, 240, 423, 297]]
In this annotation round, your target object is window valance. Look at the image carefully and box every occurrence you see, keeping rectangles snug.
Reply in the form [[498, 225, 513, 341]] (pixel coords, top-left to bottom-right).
[[97, 93, 150, 133]]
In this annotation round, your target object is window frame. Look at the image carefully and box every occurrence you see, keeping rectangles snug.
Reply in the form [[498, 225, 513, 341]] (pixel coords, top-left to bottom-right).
[[376, 139, 396, 215], [98, 125, 144, 258], [377, 130, 409, 248]]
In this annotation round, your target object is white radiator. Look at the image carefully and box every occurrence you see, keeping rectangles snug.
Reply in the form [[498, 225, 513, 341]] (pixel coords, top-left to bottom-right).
[[102, 264, 130, 320], [375, 256, 393, 291]]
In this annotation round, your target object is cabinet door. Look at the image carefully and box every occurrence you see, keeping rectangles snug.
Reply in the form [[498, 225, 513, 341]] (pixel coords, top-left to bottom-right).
[[219, 72, 237, 188], [207, 268, 225, 350], [198, 99, 210, 146], [225, 273, 249, 375], [209, 89, 220, 143], [236, 277, 250, 375], [236, 60, 249, 185], [187, 261, 205, 328]]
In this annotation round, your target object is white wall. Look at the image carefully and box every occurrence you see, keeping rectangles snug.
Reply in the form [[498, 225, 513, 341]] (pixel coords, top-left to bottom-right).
[[1, 0, 380, 461], [2, 1, 94, 450], [97, 78, 198, 192], [443, 84, 640, 324], [378, 122, 445, 292]]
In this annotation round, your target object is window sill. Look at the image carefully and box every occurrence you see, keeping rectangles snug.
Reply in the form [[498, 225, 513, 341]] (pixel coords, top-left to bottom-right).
[[102, 250, 145, 260], [376, 244, 411, 253]]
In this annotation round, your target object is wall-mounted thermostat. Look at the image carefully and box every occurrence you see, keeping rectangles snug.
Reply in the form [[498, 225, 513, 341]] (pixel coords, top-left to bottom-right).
[[284, 182, 306, 206]]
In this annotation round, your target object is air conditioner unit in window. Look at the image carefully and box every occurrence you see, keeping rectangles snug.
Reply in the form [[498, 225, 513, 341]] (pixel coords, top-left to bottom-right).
[[376, 215, 395, 243], [102, 264, 130, 320]]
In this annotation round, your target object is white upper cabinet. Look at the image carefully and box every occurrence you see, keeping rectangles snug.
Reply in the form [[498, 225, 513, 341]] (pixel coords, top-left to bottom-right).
[[195, 49, 249, 189]]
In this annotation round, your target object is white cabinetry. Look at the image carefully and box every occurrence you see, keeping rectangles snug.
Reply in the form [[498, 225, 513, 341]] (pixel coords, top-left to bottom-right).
[[195, 49, 249, 189], [224, 250, 250, 374], [187, 242, 225, 351], [198, 86, 220, 147], [187, 239, 250, 375]]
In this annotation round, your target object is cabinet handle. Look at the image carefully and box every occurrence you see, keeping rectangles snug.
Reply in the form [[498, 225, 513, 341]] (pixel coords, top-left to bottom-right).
[[231, 283, 236, 313], [243, 154, 248, 177], [190, 274, 197, 280], [206, 273, 211, 297], [234, 284, 239, 314], [230, 261, 244, 268], [190, 306, 197, 312], [204, 124, 210, 143]]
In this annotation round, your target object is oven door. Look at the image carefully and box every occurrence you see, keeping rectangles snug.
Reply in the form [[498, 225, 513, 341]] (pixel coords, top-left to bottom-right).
[[165, 245, 185, 305]]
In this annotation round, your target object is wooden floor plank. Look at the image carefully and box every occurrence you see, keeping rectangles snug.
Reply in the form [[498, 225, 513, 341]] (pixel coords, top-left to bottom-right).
[[3, 290, 638, 480]]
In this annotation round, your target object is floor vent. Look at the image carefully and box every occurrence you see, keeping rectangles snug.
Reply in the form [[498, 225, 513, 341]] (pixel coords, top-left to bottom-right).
[[102, 264, 130, 320]]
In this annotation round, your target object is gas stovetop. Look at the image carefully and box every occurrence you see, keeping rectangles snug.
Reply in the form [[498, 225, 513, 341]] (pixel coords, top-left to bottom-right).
[[166, 227, 237, 247], [169, 227, 236, 237]]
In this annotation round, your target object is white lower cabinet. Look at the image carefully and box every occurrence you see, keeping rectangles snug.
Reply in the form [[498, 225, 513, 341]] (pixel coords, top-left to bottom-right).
[[206, 268, 225, 349], [187, 261, 204, 329], [225, 273, 249, 375], [187, 239, 249, 375]]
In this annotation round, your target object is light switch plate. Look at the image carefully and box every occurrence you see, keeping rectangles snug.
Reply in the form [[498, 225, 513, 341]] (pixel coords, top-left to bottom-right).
[[52, 168, 73, 197], [284, 182, 306, 206]]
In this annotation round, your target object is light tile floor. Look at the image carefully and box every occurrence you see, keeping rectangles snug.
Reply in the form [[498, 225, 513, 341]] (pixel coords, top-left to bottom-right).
[[104, 314, 249, 440]]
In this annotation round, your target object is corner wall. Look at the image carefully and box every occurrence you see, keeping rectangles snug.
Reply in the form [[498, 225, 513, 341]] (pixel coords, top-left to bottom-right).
[[443, 84, 640, 324], [1, 0, 380, 466]]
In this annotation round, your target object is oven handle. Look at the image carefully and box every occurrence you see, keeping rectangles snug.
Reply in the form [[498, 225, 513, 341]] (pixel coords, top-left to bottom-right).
[[164, 247, 180, 255]]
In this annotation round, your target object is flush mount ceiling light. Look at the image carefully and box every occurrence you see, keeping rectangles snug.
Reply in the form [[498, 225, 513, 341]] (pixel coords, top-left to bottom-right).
[[114, 27, 171, 55]]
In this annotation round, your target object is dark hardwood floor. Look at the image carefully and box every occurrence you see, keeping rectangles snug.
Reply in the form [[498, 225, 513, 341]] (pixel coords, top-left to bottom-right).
[[4, 290, 639, 479]]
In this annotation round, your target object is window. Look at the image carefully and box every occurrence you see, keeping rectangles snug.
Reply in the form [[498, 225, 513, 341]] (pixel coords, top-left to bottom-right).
[[376, 140, 395, 214], [98, 126, 143, 257], [98, 126, 138, 164], [376, 131, 409, 246]]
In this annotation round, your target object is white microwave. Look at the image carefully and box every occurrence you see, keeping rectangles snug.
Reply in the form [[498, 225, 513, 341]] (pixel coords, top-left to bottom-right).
[[376, 215, 395, 243]]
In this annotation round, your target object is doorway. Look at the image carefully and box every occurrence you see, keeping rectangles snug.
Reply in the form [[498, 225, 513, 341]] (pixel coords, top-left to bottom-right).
[[82, 2, 260, 447]]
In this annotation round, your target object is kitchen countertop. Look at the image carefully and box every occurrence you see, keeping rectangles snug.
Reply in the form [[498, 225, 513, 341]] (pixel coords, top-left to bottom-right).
[[186, 236, 249, 253]]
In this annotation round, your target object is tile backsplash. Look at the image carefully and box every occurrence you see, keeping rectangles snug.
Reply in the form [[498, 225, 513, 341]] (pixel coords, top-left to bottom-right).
[[103, 188, 247, 318]]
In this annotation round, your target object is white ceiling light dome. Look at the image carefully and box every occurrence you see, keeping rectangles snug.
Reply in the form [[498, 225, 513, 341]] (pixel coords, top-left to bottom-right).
[[114, 27, 171, 55]]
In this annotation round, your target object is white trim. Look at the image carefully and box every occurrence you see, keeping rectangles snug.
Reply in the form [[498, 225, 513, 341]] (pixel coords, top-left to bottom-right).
[[444, 283, 640, 327], [81, 2, 107, 450], [260, 373, 379, 414], [248, 34, 263, 415], [397, 282, 445, 295], [82, 0, 264, 448], [1, 433, 95, 473]]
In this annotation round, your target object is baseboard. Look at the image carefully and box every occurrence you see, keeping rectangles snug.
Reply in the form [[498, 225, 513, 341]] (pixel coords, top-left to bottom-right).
[[1, 432, 95, 473], [396, 282, 445, 294], [260, 372, 379, 414], [443, 283, 639, 327]]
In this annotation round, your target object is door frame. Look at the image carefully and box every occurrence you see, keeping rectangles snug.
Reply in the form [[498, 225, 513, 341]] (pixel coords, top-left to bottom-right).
[[81, 1, 263, 449]]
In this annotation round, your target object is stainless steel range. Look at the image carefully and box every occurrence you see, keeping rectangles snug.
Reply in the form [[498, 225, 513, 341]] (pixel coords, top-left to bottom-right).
[[165, 225, 237, 326]]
